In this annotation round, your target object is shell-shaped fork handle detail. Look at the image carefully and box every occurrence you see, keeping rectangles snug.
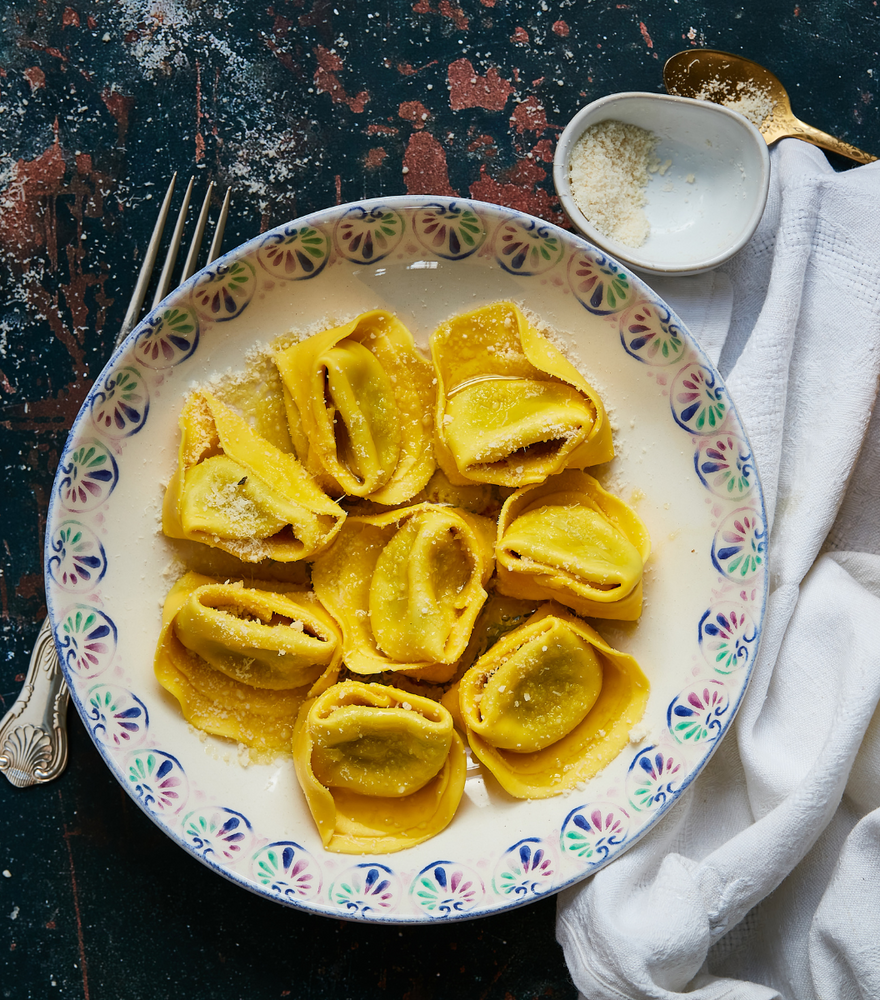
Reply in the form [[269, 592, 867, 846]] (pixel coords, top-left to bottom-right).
[[0, 619, 69, 787]]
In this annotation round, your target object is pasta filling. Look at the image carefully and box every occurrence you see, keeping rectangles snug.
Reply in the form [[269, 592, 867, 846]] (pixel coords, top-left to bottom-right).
[[459, 605, 650, 798], [293, 681, 467, 853], [431, 301, 613, 487], [472, 621, 603, 752]]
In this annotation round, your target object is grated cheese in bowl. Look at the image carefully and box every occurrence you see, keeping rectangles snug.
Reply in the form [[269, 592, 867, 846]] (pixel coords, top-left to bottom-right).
[[567, 119, 662, 249]]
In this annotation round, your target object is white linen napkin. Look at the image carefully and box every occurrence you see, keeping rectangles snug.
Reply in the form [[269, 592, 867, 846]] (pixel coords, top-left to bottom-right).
[[557, 139, 880, 1000]]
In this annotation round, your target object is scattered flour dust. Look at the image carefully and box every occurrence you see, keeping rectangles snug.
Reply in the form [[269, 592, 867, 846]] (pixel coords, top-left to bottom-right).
[[568, 119, 663, 248]]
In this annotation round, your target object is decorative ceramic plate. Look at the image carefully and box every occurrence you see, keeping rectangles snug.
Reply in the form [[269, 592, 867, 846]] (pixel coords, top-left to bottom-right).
[[45, 196, 767, 923]]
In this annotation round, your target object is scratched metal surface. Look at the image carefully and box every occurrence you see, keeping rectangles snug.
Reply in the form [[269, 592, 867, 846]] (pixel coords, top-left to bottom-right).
[[1, 2, 879, 998]]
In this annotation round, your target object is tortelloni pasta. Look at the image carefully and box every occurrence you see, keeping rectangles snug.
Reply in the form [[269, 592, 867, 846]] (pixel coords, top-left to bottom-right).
[[311, 503, 495, 680], [495, 470, 651, 621], [154, 302, 654, 852], [154, 572, 343, 751], [459, 604, 649, 798], [431, 301, 613, 488], [293, 681, 467, 854], [163, 390, 346, 562], [274, 310, 436, 505]]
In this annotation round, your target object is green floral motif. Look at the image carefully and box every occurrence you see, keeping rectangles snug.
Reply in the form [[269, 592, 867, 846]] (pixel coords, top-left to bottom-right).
[[136, 306, 199, 367], [251, 843, 321, 899], [559, 805, 630, 863], [410, 863, 481, 915], [494, 220, 564, 275], [193, 260, 256, 320], [695, 435, 754, 499], [258, 225, 330, 277], [413, 203, 486, 258], [91, 366, 149, 436], [619, 301, 685, 366], [335, 208, 404, 263], [712, 509, 767, 581], [125, 751, 187, 814], [668, 682, 728, 746], [567, 251, 636, 314], [671, 363, 727, 434], [59, 441, 117, 510]]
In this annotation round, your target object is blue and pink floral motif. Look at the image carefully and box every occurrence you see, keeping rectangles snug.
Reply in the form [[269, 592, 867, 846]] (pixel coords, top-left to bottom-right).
[[47, 522, 107, 592], [627, 747, 686, 813], [192, 260, 256, 321], [712, 508, 767, 581], [330, 863, 400, 916], [619, 300, 685, 366], [493, 217, 564, 275], [492, 839, 555, 898], [251, 842, 322, 901], [125, 750, 188, 815], [667, 680, 729, 745], [567, 249, 636, 314], [133, 306, 199, 368], [86, 685, 149, 749], [90, 366, 149, 437], [55, 605, 116, 677], [257, 223, 331, 279], [411, 861, 484, 915], [181, 806, 254, 866], [47, 197, 767, 922], [699, 605, 758, 674], [695, 434, 754, 499], [56, 441, 118, 512], [561, 804, 631, 864], [412, 202, 486, 259], [671, 362, 728, 433], [335, 205, 404, 264]]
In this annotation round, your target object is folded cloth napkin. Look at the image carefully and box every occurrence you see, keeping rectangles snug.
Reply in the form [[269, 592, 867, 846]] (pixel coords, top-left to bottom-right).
[[557, 139, 880, 1000]]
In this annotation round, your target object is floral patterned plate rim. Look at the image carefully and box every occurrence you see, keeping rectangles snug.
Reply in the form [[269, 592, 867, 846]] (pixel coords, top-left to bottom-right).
[[45, 196, 767, 924]]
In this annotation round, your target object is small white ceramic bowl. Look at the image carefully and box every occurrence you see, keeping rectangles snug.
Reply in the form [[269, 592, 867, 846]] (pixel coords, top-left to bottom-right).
[[553, 92, 770, 276]]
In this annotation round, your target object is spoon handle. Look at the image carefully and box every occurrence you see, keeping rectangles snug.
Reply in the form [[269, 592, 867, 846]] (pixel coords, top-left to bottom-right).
[[782, 119, 877, 165]]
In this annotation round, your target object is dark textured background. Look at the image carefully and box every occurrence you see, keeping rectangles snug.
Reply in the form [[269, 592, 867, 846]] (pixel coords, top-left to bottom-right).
[[1, 2, 878, 998]]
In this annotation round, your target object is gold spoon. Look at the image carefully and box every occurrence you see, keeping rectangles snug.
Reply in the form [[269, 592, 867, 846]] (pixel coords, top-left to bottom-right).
[[664, 49, 877, 165]]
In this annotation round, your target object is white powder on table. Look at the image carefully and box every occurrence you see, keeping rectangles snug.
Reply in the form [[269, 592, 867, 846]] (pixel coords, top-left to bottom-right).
[[568, 119, 660, 249]]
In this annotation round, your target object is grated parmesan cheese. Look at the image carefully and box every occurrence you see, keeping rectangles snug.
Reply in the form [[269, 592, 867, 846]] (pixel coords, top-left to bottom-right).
[[690, 78, 776, 129], [568, 119, 661, 249]]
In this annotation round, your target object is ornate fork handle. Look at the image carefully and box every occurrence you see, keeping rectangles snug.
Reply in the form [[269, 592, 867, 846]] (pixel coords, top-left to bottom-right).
[[0, 618, 69, 787]]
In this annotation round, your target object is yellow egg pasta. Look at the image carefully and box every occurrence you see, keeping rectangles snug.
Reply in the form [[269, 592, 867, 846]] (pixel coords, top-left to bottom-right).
[[154, 572, 342, 751], [459, 604, 649, 798], [162, 390, 346, 562], [155, 303, 654, 851], [293, 681, 467, 853], [431, 301, 613, 487], [310, 502, 495, 679], [495, 469, 650, 620], [274, 310, 436, 505]]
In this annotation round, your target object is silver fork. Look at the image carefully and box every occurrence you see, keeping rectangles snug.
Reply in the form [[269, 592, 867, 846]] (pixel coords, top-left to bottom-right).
[[0, 175, 232, 788]]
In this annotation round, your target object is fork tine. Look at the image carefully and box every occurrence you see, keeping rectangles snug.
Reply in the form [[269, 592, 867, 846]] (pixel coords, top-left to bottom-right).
[[151, 175, 194, 309], [207, 187, 232, 264], [117, 173, 177, 346], [180, 181, 215, 282]]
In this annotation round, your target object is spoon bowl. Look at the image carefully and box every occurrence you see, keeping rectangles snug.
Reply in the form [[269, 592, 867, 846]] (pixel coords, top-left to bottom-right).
[[664, 49, 877, 165]]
